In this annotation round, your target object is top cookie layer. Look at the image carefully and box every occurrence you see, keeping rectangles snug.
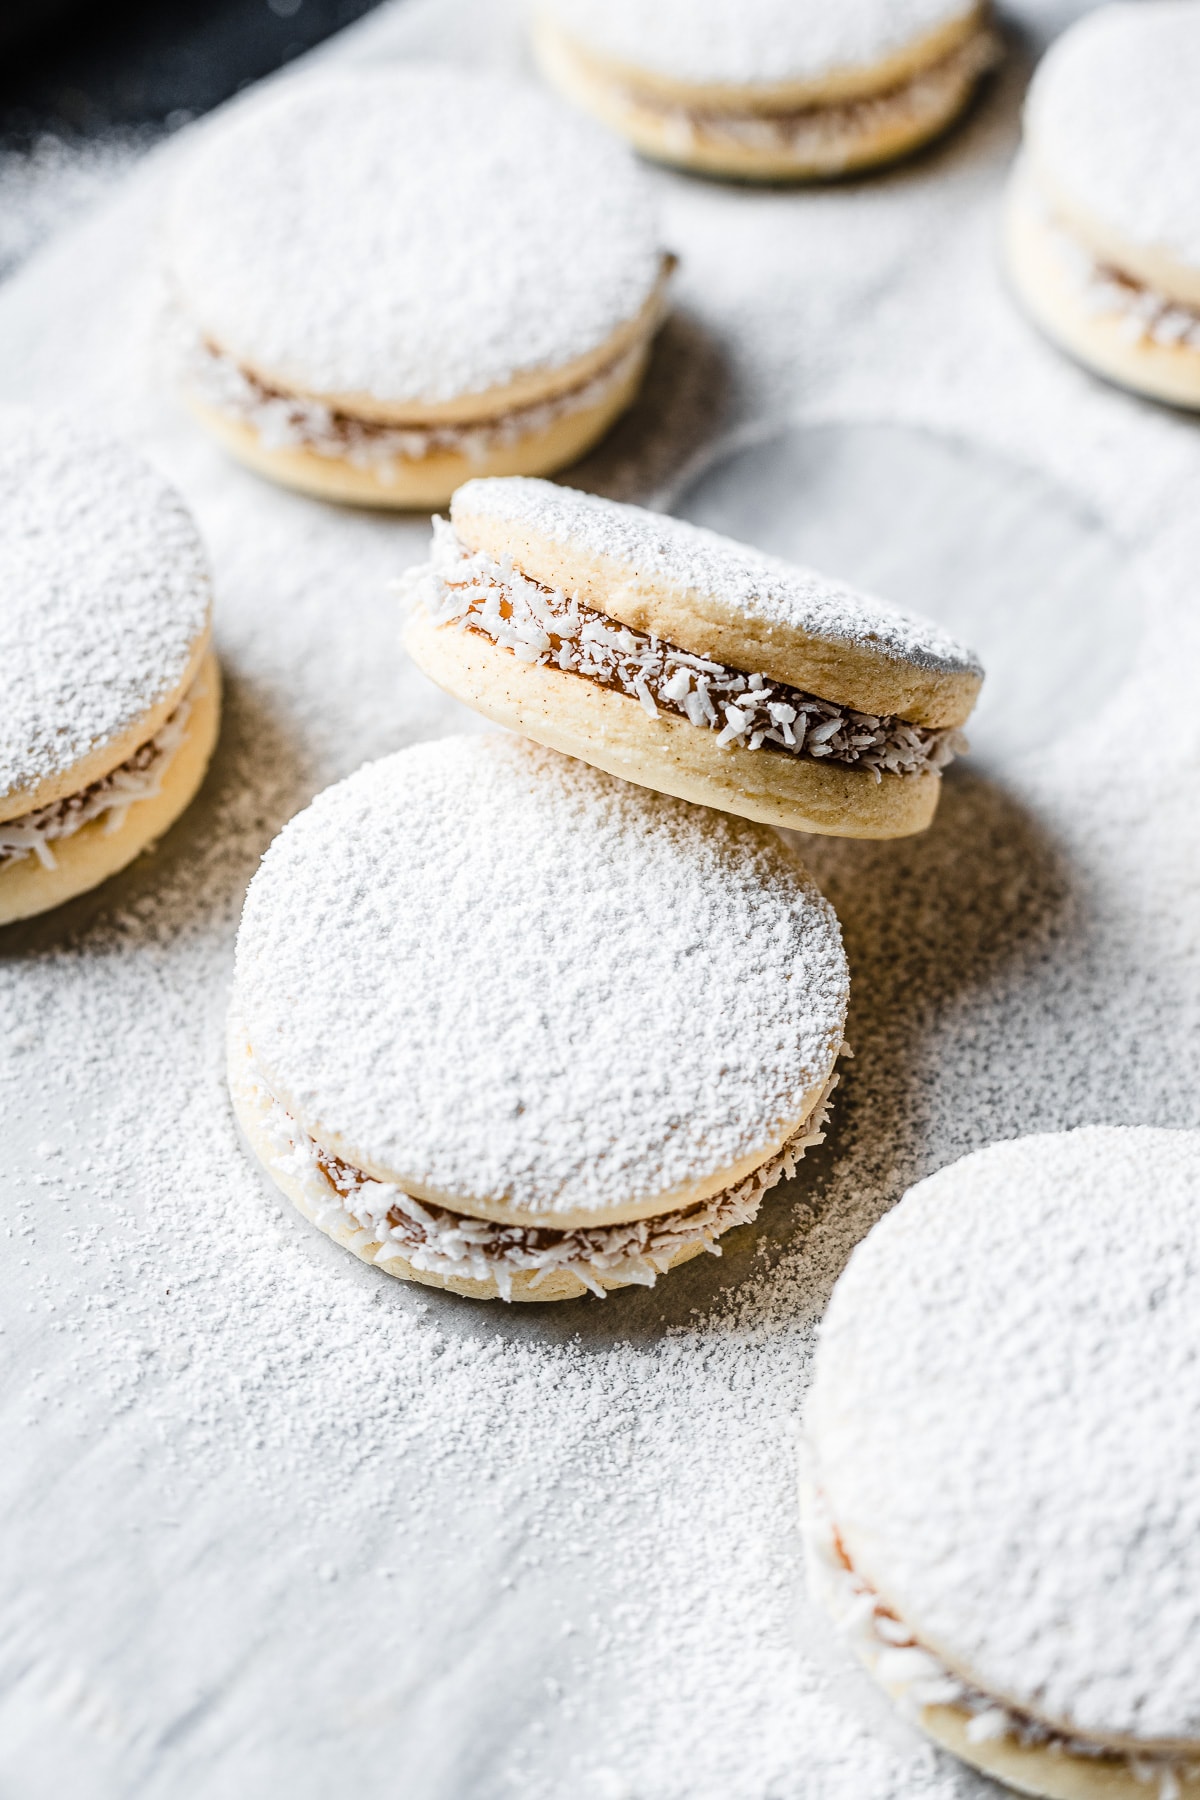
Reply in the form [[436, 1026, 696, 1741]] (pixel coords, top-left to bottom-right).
[[1025, 3, 1200, 294], [234, 735, 848, 1229], [808, 1127, 1200, 1750], [166, 68, 664, 418], [451, 479, 982, 728], [0, 416, 212, 819], [542, 0, 981, 99]]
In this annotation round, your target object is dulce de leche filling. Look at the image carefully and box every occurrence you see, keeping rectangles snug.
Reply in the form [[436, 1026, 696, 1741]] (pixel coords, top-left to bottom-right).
[[409, 518, 965, 780], [245, 1045, 840, 1301]]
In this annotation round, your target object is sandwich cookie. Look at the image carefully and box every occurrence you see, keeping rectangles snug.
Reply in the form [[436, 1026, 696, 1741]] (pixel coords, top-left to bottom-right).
[[533, 0, 999, 182], [165, 67, 671, 508], [804, 1128, 1200, 1800], [0, 419, 219, 926], [229, 735, 849, 1302], [1007, 3, 1200, 410], [402, 478, 982, 839]]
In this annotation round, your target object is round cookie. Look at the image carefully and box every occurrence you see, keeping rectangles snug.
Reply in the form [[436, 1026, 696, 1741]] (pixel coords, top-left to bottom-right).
[[533, 0, 999, 181], [804, 1128, 1200, 1798], [1006, 3, 1200, 410], [0, 418, 219, 927], [401, 478, 982, 840], [229, 734, 849, 1302], [166, 67, 672, 508]]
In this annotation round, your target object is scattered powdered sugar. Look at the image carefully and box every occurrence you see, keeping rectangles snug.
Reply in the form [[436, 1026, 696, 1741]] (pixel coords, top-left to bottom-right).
[[165, 67, 664, 407], [0, 414, 210, 807], [453, 477, 983, 679], [178, 323, 648, 472], [801, 1487, 1194, 1800], [410, 518, 965, 778], [616, 28, 999, 167], [545, 0, 979, 90], [245, 1043, 842, 1300], [808, 1128, 1200, 1747], [234, 734, 849, 1221], [1025, 2, 1200, 273], [0, 675, 197, 870]]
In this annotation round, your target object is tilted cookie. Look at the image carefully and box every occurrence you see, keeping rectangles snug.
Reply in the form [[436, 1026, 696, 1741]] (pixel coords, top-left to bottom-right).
[[533, 0, 999, 182], [805, 1127, 1200, 1800], [229, 735, 849, 1303], [0, 417, 219, 926], [402, 478, 982, 839], [165, 67, 671, 508], [1006, 2, 1200, 410]]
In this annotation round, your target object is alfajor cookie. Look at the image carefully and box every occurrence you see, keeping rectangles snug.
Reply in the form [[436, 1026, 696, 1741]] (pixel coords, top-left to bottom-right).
[[401, 478, 982, 839], [165, 67, 671, 509], [804, 1127, 1200, 1800], [0, 419, 219, 927], [228, 734, 849, 1303], [534, 0, 999, 182], [1006, 3, 1200, 411]]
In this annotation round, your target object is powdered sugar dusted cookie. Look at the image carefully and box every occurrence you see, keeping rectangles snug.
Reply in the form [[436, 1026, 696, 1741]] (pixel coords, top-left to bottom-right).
[[1006, 3, 1200, 410], [229, 735, 848, 1302], [534, 0, 999, 181], [165, 67, 671, 508], [804, 1127, 1200, 1799], [402, 478, 982, 839], [0, 417, 219, 926]]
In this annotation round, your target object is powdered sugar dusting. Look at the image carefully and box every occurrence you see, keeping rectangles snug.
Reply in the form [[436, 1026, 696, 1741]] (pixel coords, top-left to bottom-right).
[[166, 67, 664, 407], [455, 476, 983, 679], [545, 0, 979, 90], [809, 1128, 1200, 1746], [1026, 2, 1200, 273], [234, 734, 849, 1221], [0, 414, 211, 809]]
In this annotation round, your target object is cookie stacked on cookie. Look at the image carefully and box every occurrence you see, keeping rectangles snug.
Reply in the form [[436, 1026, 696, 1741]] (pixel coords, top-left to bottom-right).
[[403, 478, 982, 839], [166, 67, 672, 507], [1, 417, 219, 925]]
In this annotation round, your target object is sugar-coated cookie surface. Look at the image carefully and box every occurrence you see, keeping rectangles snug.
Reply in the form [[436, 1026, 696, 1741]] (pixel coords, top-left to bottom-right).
[[809, 1127, 1200, 1748], [1025, 2, 1200, 274], [544, 0, 978, 89], [454, 477, 981, 703], [234, 735, 848, 1228], [166, 68, 664, 409], [0, 417, 211, 813]]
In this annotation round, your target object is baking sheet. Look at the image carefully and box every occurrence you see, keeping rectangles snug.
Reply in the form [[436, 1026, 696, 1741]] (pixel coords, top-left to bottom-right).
[[3, 3, 1199, 1795]]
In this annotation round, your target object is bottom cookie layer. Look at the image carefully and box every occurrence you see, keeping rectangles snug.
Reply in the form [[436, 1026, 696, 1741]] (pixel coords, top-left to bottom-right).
[[534, 22, 997, 180], [0, 652, 221, 927], [1005, 171, 1200, 412], [801, 1484, 1200, 1800], [229, 1025, 839, 1302], [181, 343, 650, 510], [404, 606, 942, 838]]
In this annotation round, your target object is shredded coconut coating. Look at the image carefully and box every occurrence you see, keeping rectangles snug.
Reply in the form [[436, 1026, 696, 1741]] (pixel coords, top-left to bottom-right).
[[409, 519, 965, 779], [1041, 193, 1200, 352], [0, 678, 196, 869], [179, 326, 646, 471], [234, 735, 849, 1223], [453, 478, 982, 681], [802, 1488, 1195, 1797], [246, 1047, 841, 1301], [166, 68, 664, 408], [808, 1127, 1200, 1748], [623, 28, 998, 159], [545, 0, 978, 89], [1026, 3, 1200, 272], [0, 416, 211, 809]]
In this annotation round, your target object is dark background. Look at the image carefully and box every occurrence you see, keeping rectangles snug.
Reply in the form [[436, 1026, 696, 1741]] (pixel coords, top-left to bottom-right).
[[0, 0, 384, 140]]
